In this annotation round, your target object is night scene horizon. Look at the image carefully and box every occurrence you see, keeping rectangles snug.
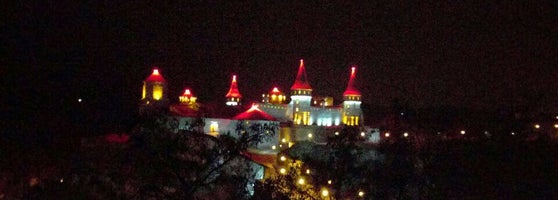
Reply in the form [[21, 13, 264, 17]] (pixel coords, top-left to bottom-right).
[[2, 1, 558, 199]]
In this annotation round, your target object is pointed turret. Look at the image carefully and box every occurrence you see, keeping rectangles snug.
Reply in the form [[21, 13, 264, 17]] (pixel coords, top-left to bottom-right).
[[343, 66, 361, 98], [342, 66, 362, 126], [290, 59, 312, 91], [179, 88, 197, 105], [140, 67, 169, 114], [226, 75, 242, 106]]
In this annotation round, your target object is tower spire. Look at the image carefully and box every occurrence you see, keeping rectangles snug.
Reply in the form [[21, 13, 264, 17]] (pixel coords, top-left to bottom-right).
[[343, 66, 361, 96], [290, 59, 312, 90], [226, 75, 242, 106]]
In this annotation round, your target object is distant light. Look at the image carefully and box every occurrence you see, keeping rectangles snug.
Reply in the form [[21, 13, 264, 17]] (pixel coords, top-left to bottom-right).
[[59, 178, 63, 183], [400, 112, 404, 116], [327, 180, 332, 184], [306, 169, 310, 174], [360, 132, 366, 137], [460, 130, 466, 135], [281, 138, 287, 143], [279, 144, 283, 148], [403, 132, 409, 137], [385, 133, 390, 137], [152, 69, 160, 75], [272, 145, 276, 150], [437, 132, 441, 135], [335, 132, 339, 136], [358, 191, 365, 197], [279, 168, 286, 174], [534, 124, 540, 129], [484, 131, 489, 135], [322, 189, 329, 197], [554, 124, 558, 129], [556, 116, 558, 120], [297, 178, 305, 185], [78, 98, 82, 102], [280, 156, 286, 161], [511, 132, 515, 135], [308, 133, 313, 138]]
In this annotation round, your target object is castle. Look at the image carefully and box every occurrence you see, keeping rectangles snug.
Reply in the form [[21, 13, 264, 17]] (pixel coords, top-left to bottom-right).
[[139, 59, 377, 149]]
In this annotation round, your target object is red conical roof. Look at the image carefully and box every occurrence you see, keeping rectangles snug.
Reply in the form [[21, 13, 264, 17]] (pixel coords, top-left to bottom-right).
[[343, 66, 361, 96], [226, 75, 242, 98], [145, 68, 166, 82], [290, 59, 312, 90], [270, 87, 283, 95], [181, 88, 194, 98], [233, 104, 276, 121]]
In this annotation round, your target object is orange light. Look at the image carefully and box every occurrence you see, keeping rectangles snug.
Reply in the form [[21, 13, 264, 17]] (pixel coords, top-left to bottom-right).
[[152, 68, 160, 75], [299, 59, 304, 67]]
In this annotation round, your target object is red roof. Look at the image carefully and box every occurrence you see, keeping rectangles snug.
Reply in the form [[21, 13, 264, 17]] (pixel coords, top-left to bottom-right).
[[242, 151, 276, 168], [233, 105, 276, 121], [290, 59, 312, 90], [226, 75, 242, 98], [270, 87, 283, 95], [343, 66, 361, 96], [145, 68, 166, 82], [170, 104, 199, 117], [181, 88, 194, 98]]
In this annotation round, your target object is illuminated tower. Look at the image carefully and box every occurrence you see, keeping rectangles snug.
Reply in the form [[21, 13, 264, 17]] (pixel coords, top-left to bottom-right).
[[263, 87, 286, 104], [289, 59, 313, 125], [141, 68, 168, 107], [342, 66, 362, 126], [226, 75, 242, 106], [179, 88, 197, 105]]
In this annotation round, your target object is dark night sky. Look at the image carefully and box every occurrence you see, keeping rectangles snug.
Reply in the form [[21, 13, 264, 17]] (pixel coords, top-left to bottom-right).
[[3, 1, 558, 132]]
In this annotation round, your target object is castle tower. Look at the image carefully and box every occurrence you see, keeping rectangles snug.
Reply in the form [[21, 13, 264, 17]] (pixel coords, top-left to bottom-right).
[[342, 66, 362, 126], [263, 87, 286, 104], [140, 68, 169, 112], [225, 75, 242, 106], [179, 88, 197, 105], [289, 59, 313, 125]]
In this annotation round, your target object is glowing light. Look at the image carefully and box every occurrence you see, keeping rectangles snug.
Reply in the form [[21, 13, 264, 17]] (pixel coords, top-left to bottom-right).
[[385, 132, 390, 137], [78, 98, 82, 102], [184, 89, 191, 95], [306, 169, 310, 174], [361, 132, 365, 137], [152, 85, 163, 100], [60, 178, 63, 183], [152, 69, 160, 75], [280, 156, 286, 161], [281, 138, 287, 143], [534, 124, 540, 129], [321, 189, 329, 197], [272, 145, 276, 150], [358, 191, 365, 197], [403, 132, 409, 137], [511, 132, 515, 135], [351, 66, 356, 75], [335, 132, 339, 136], [327, 180, 332, 184], [272, 87, 280, 93], [308, 133, 313, 138], [460, 130, 466, 135], [554, 124, 558, 129], [297, 178, 305, 185], [279, 168, 286, 174]]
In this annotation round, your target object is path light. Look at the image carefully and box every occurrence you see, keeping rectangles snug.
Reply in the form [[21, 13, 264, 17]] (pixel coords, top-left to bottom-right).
[[297, 178, 305, 185], [321, 188, 329, 197]]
